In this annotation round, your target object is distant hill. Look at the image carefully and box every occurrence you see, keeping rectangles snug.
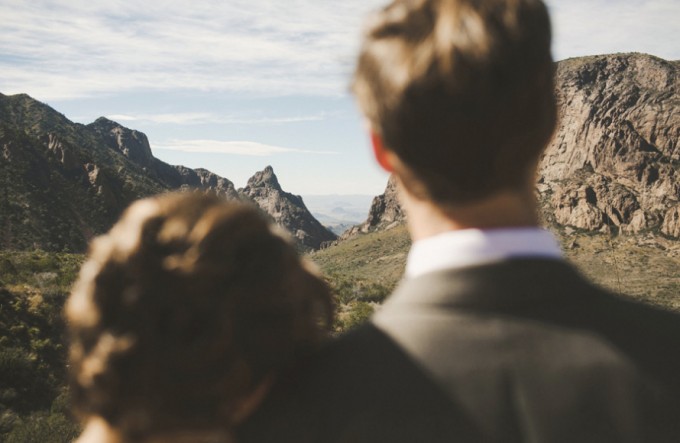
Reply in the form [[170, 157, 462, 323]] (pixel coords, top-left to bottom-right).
[[0, 93, 335, 251], [347, 53, 680, 239], [301, 194, 374, 235], [311, 221, 680, 312]]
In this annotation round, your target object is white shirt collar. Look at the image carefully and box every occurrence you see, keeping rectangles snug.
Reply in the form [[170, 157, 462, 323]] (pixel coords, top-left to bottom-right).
[[405, 227, 563, 279]]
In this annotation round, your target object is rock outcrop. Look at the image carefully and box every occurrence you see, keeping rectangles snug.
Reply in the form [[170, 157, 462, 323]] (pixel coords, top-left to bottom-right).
[[240, 166, 337, 250], [539, 53, 679, 236], [173, 166, 241, 200], [341, 175, 405, 238], [89, 117, 155, 168], [87, 118, 241, 199]]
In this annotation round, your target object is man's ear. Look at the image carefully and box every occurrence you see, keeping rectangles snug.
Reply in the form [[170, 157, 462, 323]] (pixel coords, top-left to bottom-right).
[[370, 131, 395, 173]]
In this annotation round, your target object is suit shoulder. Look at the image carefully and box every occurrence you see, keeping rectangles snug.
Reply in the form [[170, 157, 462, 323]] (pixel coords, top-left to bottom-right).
[[236, 324, 473, 443]]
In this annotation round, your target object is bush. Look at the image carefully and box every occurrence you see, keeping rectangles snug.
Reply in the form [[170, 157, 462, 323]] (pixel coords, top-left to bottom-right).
[[5, 412, 79, 443], [326, 273, 392, 305], [337, 302, 375, 332], [0, 282, 70, 439], [0, 258, 17, 279]]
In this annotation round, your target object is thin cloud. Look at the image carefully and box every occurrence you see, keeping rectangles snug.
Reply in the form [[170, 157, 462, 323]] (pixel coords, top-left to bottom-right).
[[152, 140, 337, 156], [546, 0, 680, 61], [1, 0, 676, 102], [106, 112, 326, 125], [106, 114, 138, 122], [0, 0, 385, 100]]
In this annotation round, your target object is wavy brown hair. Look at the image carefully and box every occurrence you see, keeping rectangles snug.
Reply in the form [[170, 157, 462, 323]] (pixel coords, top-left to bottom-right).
[[66, 192, 333, 441]]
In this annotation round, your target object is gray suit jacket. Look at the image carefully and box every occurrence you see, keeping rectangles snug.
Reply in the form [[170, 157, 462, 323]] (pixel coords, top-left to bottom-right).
[[237, 259, 680, 442]]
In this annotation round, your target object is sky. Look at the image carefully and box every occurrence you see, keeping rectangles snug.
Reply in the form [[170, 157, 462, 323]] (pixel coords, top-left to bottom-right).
[[1, 0, 678, 196]]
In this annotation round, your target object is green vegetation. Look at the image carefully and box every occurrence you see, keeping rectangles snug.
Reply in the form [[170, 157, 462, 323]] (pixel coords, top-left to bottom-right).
[[0, 251, 82, 442], [325, 272, 393, 305], [335, 301, 375, 332], [324, 273, 390, 333], [310, 225, 410, 285], [560, 233, 680, 312], [311, 226, 680, 326], [310, 226, 408, 333]]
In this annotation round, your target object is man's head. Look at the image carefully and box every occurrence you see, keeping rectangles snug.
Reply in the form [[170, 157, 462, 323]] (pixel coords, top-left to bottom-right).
[[353, 0, 557, 205]]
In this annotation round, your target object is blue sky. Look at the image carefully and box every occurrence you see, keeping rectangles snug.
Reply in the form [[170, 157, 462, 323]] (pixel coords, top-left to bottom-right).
[[1, 0, 678, 195]]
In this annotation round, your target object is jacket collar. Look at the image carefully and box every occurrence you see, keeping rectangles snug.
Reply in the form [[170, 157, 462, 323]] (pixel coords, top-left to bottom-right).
[[383, 258, 587, 311]]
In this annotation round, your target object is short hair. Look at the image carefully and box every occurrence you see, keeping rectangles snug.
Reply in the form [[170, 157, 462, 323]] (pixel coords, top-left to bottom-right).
[[66, 192, 333, 440], [353, 0, 557, 204]]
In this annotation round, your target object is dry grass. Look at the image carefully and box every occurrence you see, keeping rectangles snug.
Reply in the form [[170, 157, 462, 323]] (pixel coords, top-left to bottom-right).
[[311, 225, 680, 313], [560, 232, 680, 312], [309, 224, 410, 285]]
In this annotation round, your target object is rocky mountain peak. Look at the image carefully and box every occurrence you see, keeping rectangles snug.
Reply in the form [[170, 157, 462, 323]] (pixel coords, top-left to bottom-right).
[[240, 167, 337, 250], [342, 175, 405, 239], [171, 166, 240, 200], [245, 165, 282, 191]]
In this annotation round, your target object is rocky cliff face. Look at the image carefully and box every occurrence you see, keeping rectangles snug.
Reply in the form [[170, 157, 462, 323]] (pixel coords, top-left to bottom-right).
[[350, 53, 679, 239], [341, 175, 404, 238], [88, 117, 241, 199], [0, 93, 331, 251], [540, 53, 679, 236], [89, 117, 155, 168], [240, 166, 337, 250]]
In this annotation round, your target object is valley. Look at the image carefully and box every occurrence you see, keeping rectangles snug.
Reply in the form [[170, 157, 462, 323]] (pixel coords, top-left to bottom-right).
[[0, 52, 678, 441]]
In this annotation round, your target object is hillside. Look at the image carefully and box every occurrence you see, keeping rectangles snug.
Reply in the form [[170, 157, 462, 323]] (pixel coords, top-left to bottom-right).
[[0, 251, 83, 441], [0, 93, 335, 251], [312, 226, 680, 312]]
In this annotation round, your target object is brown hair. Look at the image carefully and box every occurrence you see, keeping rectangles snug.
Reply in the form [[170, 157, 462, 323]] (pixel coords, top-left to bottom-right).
[[353, 0, 557, 204], [66, 192, 332, 441]]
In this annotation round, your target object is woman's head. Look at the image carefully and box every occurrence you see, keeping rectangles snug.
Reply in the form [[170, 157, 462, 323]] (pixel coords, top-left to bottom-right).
[[67, 192, 332, 440]]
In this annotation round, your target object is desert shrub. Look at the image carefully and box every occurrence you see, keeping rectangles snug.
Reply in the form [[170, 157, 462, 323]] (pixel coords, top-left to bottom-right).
[[5, 412, 79, 443], [0, 346, 57, 415], [27, 252, 60, 273], [326, 273, 392, 305], [0, 251, 83, 293], [357, 283, 390, 303], [0, 258, 17, 280], [337, 302, 375, 332], [0, 282, 70, 441]]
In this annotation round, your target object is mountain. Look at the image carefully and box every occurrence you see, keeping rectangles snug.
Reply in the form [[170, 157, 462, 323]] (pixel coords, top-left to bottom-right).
[[87, 117, 242, 200], [348, 53, 680, 239], [341, 175, 404, 239], [0, 93, 334, 251], [240, 166, 337, 250], [541, 53, 679, 236]]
